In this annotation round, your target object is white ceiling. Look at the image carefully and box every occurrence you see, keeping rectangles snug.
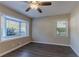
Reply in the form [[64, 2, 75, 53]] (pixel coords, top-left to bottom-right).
[[0, 1, 79, 18]]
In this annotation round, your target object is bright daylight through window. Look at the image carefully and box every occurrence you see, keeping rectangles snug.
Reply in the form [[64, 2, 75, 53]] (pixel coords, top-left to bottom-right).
[[57, 21, 68, 36], [1, 15, 29, 41]]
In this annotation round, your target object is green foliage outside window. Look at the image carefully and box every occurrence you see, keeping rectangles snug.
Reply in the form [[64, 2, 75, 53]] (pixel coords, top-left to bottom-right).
[[57, 28, 66, 36]]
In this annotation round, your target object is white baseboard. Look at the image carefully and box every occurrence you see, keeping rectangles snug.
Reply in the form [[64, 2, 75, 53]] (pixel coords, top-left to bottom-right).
[[0, 41, 31, 57], [32, 41, 70, 47], [70, 45, 79, 56]]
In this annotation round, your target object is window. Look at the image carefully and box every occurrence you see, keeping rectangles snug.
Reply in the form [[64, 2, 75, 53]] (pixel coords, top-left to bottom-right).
[[1, 16, 29, 41], [57, 21, 68, 36], [6, 18, 20, 36]]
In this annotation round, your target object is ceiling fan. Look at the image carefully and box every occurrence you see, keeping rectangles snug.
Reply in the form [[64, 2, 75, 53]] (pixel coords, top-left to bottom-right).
[[25, 1, 52, 13]]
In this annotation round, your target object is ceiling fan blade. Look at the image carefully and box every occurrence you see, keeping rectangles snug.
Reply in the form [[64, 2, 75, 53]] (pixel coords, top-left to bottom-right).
[[37, 8, 42, 13], [40, 2, 52, 6], [23, 1, 32, 4], [25, 7, 31, 12]]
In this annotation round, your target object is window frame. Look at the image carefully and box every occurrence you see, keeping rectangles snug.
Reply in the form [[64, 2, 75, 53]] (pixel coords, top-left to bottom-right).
[[5, 17, 21, 36], [56, 20, 68, 37], [1, 15, 29, 41]]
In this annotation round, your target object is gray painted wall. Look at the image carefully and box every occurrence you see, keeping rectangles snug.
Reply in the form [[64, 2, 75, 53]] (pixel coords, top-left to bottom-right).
[[70, 6, 79, 56], [32, 14, 70, 46]]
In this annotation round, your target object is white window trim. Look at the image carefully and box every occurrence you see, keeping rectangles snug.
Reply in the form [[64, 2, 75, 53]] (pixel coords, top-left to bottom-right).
[[0, 15, 29, 42]]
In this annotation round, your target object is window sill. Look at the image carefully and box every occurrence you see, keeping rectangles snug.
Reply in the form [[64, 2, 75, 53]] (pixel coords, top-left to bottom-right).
[[0, 35, 29, 43]]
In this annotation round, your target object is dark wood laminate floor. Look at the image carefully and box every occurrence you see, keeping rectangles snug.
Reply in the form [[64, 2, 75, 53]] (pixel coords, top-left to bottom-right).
[[3, 42, 77, 57]]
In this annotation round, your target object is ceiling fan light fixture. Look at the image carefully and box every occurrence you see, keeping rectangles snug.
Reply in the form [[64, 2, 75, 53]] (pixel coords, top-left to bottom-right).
[[30, 4, 39, 9], [25, 1, 52, 13]]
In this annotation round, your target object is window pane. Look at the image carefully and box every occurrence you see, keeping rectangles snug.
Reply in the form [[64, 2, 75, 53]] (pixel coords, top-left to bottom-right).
[[20, 22, 26, 35], [57, 21, 67, 36], [6, 19, 19, 36]]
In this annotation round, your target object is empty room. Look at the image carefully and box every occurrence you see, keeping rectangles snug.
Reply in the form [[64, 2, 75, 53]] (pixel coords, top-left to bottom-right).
[[0, 1, 79, 57]]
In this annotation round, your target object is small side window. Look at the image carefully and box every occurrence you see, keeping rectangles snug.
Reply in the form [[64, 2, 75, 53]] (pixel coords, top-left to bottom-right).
[[57, 21, 68, 36]]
